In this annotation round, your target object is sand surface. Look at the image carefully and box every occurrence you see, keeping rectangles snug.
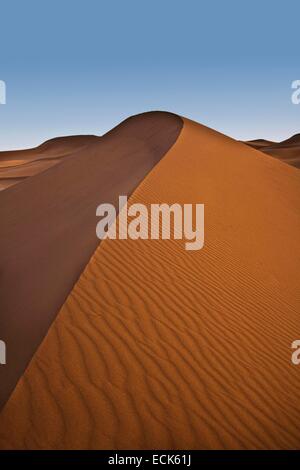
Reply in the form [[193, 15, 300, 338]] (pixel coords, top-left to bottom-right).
[[245, 134, 300, 168], [0, 116, 299, 449], [0, 112, 182, 411], [0, 136, 99, 189]]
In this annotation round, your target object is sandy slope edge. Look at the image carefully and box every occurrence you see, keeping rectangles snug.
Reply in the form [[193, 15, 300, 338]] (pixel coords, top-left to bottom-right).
[[0, 117, 299, 449], [0, 112, 183, 411]]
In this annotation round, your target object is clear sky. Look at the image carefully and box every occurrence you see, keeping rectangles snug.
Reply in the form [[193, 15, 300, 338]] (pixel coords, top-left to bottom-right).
[[0, 0, 299, 150]]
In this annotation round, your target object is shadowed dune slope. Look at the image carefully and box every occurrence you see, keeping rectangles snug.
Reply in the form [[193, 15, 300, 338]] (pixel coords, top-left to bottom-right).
[[0, 135, 99, 189], [0, 112, 183, 412], [245, 134, 300, 168], [1, 118, 299, 450]]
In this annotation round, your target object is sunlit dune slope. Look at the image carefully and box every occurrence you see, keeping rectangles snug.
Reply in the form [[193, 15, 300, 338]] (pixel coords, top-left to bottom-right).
[[0, 117, 300, 449], [245, 134, 300, 168], [0, 112, 182, 412]]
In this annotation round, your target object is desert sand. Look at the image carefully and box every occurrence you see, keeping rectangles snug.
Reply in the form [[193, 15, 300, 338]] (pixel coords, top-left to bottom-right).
[[0, 135, 99, 189], [0, 114, 299, 449], [0, 112, 182, 411], [245, 134, 300, 168]]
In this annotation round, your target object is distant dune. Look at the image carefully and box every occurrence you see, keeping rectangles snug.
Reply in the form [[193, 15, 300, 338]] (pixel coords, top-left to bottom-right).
[[0, 112, 182, 411], [245, 134, 300, 168], [0, 114, 299, 449], [0, 135, 99, 189]]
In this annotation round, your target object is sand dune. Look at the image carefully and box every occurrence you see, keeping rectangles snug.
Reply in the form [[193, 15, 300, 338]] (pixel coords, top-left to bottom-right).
[[245, 134, 300, 168], [0, 112, 182, 411], [0, 135, 99, 189], [0, 115, 299, 449]]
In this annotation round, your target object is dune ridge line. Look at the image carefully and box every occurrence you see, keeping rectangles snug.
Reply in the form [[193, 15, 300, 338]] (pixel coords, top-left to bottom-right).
[[0, 116, 299, 449], [0, 112, 183, 411]]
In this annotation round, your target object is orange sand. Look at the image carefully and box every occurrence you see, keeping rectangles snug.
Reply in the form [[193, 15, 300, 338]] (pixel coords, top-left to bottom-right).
[[0, 136, 98, 189], [0, 118, 299, 449], [245, 134, 300, 168]]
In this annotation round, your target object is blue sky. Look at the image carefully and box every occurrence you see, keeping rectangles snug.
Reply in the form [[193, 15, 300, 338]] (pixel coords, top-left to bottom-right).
[[0, 0, 299, 150]]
